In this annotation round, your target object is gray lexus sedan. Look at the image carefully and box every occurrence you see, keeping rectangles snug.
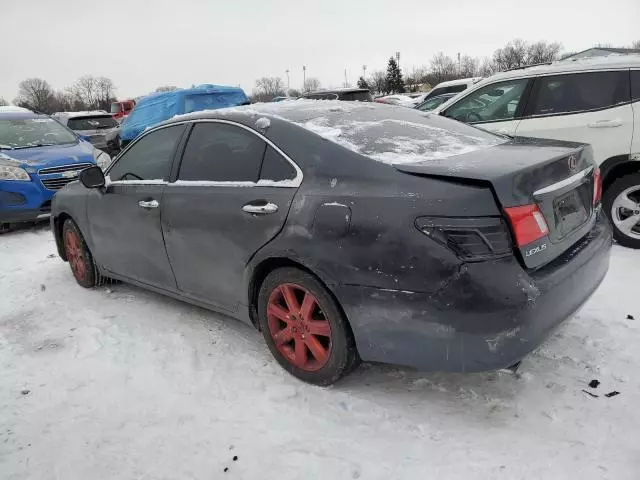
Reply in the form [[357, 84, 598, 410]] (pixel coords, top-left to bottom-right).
[[50, 101, 612, 385]]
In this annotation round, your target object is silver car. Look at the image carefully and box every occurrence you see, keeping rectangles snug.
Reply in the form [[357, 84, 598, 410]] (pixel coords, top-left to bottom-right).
[[52, 111, 120, 156]]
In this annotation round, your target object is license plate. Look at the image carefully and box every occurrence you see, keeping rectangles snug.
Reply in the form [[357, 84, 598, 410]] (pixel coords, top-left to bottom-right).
[[554, 189, 588, 238]]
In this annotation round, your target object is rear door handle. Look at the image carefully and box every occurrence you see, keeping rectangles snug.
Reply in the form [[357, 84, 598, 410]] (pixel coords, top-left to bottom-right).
[[242, 202, 278, 214], [587, 119, 623, 128], [138, 199, 159, 209]]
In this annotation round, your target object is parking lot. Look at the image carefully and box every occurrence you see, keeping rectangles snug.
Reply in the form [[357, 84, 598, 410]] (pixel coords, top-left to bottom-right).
[[0, 224, 638, 479]]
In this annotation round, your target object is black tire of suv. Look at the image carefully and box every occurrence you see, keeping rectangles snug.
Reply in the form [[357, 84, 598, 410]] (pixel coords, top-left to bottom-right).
[[603, 172, 640, 249], [257, 267, 360, 386]]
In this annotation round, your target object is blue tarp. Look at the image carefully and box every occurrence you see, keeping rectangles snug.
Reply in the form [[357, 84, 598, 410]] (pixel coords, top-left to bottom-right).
[[120, 85, 249, 142]]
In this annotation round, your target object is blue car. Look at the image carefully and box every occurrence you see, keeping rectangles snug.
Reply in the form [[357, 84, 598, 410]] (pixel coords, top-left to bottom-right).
[[0, 111, 111, 231], [120, 84, 249, 147]]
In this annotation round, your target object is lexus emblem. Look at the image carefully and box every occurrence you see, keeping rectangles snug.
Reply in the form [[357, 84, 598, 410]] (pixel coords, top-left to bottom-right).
[[567, 155, 578, 171]]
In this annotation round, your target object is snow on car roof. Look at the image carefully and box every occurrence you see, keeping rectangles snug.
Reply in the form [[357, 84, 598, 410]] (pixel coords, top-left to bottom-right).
[[53, 111, 111, 118], [0, 106, 31, 113], [174, 100, 502, 165]]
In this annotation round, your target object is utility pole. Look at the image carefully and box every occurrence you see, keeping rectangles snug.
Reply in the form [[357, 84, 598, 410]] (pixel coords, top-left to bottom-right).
[[302, 65, 307, 91], [395, 51, 400, 71], [362, 64, 367, 79], [457, 52, 461, 74], [344, 68, 348, 87], [285, 69, 290, 91]]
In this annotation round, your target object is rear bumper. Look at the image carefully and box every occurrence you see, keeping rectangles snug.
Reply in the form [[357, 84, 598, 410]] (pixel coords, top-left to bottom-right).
[[333, 212, 613, 372], [0, 180, 53, 223]]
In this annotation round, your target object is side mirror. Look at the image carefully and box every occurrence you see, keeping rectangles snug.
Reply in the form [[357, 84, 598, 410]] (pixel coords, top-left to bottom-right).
[[79, 166, 105, 189], [79, 134, 92, 142]]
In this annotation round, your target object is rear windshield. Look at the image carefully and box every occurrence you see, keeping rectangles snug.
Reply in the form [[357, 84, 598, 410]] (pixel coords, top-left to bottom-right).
[[291, 103, 502, 164], [110, 103, 123, 113], [0, 117, 77, 149], [304, 93, 339, 100], [67, 115, 118, 130], [339, 91, 373, 102]]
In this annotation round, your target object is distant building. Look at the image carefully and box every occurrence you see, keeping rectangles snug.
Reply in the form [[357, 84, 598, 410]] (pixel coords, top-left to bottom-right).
[[562, 47, 640, 61]]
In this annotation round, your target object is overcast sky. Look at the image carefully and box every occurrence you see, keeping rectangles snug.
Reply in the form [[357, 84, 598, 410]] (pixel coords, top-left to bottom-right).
[[2, 0, 639, 101]]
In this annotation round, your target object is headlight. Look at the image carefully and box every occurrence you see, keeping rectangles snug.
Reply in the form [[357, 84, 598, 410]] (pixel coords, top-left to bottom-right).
[[0, 165, 30, 181], [93, 149, 112, 171]]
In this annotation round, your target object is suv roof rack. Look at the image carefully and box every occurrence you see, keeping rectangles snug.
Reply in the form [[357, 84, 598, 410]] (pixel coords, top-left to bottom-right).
[[505, 61, 553, 72]]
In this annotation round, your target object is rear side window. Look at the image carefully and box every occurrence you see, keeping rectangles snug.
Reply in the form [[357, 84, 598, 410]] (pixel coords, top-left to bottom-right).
[[530, 71, 630, 116], [632, 71, 640, 102], [447, 84, 467, 94], [179, 123, 266, 182], [260, 146, 296, 182], [108, 125, 184, 181]]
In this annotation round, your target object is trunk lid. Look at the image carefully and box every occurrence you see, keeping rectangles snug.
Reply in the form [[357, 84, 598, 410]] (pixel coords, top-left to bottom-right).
[[395, 137, 599, 268]]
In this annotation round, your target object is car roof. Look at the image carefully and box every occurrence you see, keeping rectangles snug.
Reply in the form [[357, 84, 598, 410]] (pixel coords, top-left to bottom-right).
[[431, 77, 483, 88], [482, 54, 640, 83], [0, 111, 48, 120], [304, 88, 370, 95], [0, 106, 32, 113], [53, 111, 111, 119]]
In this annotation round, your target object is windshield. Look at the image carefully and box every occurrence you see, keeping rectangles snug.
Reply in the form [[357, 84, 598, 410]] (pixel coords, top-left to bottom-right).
[[67, 115, 118, 131], [110, 103, 123, 113], [0, 117, 78, 149], [417, 95, 450, 111]]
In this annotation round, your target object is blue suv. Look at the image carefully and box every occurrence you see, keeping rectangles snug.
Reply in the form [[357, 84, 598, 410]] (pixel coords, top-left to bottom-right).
[[0, 111, 111, 232]]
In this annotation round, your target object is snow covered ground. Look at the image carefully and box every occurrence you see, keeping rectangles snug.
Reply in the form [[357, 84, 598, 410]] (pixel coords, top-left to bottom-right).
[[1, 224, 639, 479]]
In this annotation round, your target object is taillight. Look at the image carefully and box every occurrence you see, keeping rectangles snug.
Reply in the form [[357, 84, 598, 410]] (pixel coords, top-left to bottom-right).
[[593, 167, 602, 205], [504, 204, 549, 247], [415, 216, 512, 260]]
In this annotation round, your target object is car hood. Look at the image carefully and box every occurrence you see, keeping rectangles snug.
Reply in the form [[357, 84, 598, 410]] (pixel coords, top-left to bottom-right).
[[0, 141, 95, 169]]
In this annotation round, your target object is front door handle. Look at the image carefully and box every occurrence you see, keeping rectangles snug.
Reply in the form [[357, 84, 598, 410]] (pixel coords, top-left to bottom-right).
[[587, 119, 623, 128], [242, 202, 278, 215], [138, 199, 159, 209]]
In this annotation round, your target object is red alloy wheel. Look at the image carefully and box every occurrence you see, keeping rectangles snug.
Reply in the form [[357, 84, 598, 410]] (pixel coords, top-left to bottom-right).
[[266, 283, 333, 372], [64, 230, 87, 281]]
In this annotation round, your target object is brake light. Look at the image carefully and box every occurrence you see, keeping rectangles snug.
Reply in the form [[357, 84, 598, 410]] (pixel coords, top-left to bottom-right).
[[504, 204, 549, 247], [593, 167, 602, 205]]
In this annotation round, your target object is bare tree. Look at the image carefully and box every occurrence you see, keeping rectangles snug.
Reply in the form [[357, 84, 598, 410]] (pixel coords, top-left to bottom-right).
[[430, 53, 458, 84], [458, 55, 479, 78], [155, 86, 179, 92], [632, 40, 640, 49], [303, 77, 321, 93], [493, 39, 529, 71], [14, 78, 55, 113], [68, 76, 98, 110], [368, 71, 387, 94], [95, 77, 116, 110], [526, 41, 562, 64], [253, 77, 286, 102], [0, 97, 8, 106], [478, 57, 497, 77]]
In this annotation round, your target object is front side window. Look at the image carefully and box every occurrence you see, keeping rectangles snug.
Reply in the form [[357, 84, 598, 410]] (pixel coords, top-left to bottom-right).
[[0, 117, 77, 149], [305, 93, 339, 100], [340, 91, 373, 102], [530, 71, 630, 116], [444, 78, 529, 123], [178, 123, 266, 182], [416, 95, 449, 111], [108, 125, 184, 181], [67, 116, 118, 131]]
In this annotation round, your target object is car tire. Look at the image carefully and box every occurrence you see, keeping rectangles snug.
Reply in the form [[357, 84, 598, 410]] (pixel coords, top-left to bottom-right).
[[62, 219, 100, 288], [257, 267, 360, 386], [0, 223, 12, 234], [603, 172, 640, 249]]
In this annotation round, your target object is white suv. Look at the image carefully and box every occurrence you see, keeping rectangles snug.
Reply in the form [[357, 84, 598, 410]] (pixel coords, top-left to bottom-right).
[[433, 56, 640, 248]]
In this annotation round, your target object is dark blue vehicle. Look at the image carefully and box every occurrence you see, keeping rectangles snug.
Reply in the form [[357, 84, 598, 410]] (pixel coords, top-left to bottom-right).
[[0, 111, 109, 231], [119, 84, 249, 147]]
